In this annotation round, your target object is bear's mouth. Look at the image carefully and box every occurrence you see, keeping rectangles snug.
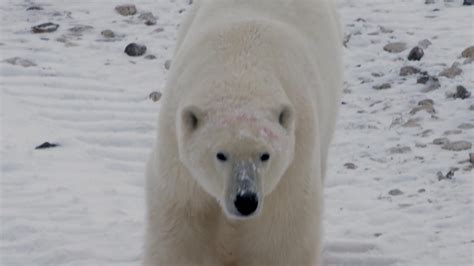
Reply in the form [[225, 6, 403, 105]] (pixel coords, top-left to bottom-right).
[[223, 161, 262, 219]]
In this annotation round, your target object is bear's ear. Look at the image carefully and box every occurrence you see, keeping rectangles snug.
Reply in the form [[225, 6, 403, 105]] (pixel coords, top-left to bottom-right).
[[278, 105, 294, 131], [181, 106, 203, 133]]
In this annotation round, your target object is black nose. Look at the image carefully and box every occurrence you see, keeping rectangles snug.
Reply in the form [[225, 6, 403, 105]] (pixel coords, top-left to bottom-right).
[[234, 192, 258, 216]]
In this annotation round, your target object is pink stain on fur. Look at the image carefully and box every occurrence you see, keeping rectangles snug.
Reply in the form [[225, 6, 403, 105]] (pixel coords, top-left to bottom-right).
[[260, 127, 279, 140]]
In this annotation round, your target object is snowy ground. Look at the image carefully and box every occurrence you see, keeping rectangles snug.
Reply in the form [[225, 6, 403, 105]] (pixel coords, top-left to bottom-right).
[[1, 0, 473, 265]]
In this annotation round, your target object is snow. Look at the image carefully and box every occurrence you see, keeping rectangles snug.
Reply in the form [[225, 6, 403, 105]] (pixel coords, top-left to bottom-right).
[[1, 0, 473, 265]]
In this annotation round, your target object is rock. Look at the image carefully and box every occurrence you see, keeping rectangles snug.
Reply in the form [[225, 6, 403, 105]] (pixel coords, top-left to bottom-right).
[[139, 12, 157, 25], [458, 123, 474, 129], [463, 0, 474, 5], [418, 99, 434, 106], [403, 118, 421, 128], [115, 4, 137, 16], [410, 99, 435, 114], [469, 153, 474, 164], [31, 22, 59, 33], [437, 170, 455, 181], [144, 54, 157, 60], [68, 25, 94, 34], [379, 26, 393, 33], [425, 0, 436, 4], [410, 105, 434, 115], [383, 42, 408, 53], [374, 233, 383, 237], [433, 138, 450, 145], [26, 6, 43, 11], [373, 83, 391, 90], [444, 129, 462, 135], [462, 46, 474, 58], [149, 91, 162, 102], [344, 162, 357, 170], [408, 46, 424, 61], [418, 129, 434, 137], [343, 34, 351, 47], [35, 142, 59, 150], [415, 142, 427, 148], [470, 105, 474, 111], [371, 72, 383, 77], [154, 27, 165, 33], [453, 85, 471, 99], [124, 43, 147, 56], [418, 39, 432, 49], [389, 189, 403, 196], [101, 29, 115, 38], [417, 74, 440, 92], [400, 66, 420, 76], [4, 57, 36, 67], [388, 145, 411, 154], [442, 140, 472, 151], [164, 59, 172, 70], [439, 63, 462, 78]]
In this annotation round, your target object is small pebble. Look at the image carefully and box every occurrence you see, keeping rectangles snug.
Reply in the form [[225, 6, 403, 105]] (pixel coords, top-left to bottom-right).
[[415, 142, 427, 148], [418, 39, 432, 49], [417, 74, 440, 92], [124, 43, 147, 56], [373, 83, 391, 90], [144, 54, 157, 60], [410, 105, 435, 115], [388, 145, 411, 154], [418, 188, 426, 193], [458, 123, 474, 129], [101, 29, 115, 38], [408, 46, 424, 61], [383, 42, 407, 53], [418, 99, 434, 106], [463, 0, 474, 6], [115, 4, 137, 16], [442, 140, 472, 151], [443, 129, 462, 135], [35, 142, 59, 150], [433, 138, 450, 145], [154, 27, 165, 33], [4, 57, 36, 67], [344, 162, 357, 170], [26, 6, 43, 11], [164, 59, 172, 70], [149, 91, 162, 102], [139, 12, 157, 26], [379, 26, 393, 33], [400, 66, 420, 76], [68, 25, 93, 34], [453, 85, 471, 99], [389, 189, 404, 196], [437, 169, 456, 181], [439, 63, 462, 78], [469, 153, 474, 164], [31, 22, 59, 33]]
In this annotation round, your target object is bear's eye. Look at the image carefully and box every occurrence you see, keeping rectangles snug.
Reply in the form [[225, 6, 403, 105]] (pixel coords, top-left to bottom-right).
[[216, 153, 227, 162], [260, 153, 270, 162]]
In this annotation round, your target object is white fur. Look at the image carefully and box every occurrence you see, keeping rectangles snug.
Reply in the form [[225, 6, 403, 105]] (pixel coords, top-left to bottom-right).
[[144, 0, 343, 265]]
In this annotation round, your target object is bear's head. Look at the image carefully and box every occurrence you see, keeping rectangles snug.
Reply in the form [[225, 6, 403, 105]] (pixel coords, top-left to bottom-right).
[[176, 85, 296, 219]]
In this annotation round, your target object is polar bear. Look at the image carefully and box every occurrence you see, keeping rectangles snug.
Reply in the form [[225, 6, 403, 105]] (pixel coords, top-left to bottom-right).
[[144, 0, 343, 265]]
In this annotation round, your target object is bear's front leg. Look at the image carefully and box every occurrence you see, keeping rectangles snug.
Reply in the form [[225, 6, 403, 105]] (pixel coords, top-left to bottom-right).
[[143, 210, 219, 266]]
